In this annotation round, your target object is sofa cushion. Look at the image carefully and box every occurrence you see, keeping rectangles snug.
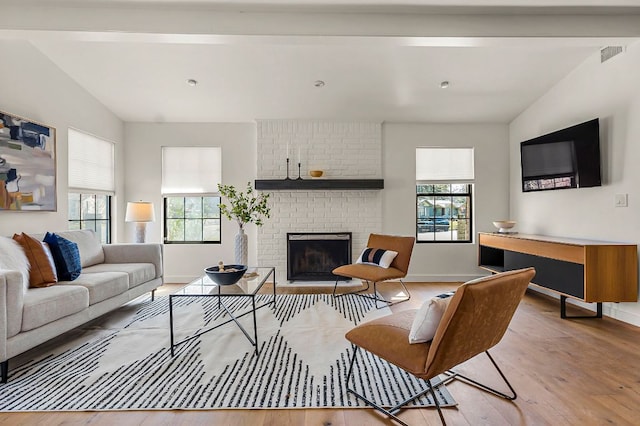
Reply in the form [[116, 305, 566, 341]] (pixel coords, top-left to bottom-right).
[[0, 235, 30, 289], [49, 230, 104, 268], [12, 233, 58, 288], [22, 285, 89, 331], [59, 271, 129, 305], [82, 263, 156, 289], [43, 232, 82, 281]]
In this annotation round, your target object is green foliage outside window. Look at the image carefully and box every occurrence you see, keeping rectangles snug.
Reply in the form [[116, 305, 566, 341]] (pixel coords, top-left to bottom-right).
[[164, 196, 220, 243]]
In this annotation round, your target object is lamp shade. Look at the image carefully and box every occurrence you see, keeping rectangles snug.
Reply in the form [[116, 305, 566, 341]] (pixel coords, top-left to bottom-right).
[[125, 201, 156, 223]]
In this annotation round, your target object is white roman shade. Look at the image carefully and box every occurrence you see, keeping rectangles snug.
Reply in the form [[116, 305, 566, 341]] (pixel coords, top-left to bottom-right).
[[68, 128, 115, 193], [161, 147, 222, 195], [416, 147, 475, 181]]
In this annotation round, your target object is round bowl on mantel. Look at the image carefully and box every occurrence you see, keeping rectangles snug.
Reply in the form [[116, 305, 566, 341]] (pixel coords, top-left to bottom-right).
[[492, 220, 517, 233], [204, 265, 248, 286], [309, 170, 324, 178]]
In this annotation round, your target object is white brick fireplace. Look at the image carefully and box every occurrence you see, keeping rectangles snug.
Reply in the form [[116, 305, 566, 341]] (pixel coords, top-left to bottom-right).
[[256, 120, 383, 284]]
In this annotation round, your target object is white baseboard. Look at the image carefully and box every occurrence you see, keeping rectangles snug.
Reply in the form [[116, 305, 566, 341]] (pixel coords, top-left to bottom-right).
[[405, 273, 486, 283]]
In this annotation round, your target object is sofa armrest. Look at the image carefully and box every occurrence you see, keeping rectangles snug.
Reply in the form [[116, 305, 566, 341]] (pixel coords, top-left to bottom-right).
[[0, 270, 25, 354], [102, 243, 163, 279]]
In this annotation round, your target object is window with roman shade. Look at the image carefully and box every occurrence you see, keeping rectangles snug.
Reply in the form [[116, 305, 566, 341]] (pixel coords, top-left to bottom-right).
[[415, 147, 474, 243], [161, 147, 222, 244], [68, 128, 115, 194], [67, 128, 115, 243]]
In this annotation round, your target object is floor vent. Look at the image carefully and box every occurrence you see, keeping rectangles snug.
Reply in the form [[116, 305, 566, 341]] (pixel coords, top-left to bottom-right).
[[601, 46, 624, 63]]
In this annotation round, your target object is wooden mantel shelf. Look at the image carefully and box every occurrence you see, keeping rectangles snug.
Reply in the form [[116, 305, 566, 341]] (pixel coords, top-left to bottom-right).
[[254, 179, 384, 190]]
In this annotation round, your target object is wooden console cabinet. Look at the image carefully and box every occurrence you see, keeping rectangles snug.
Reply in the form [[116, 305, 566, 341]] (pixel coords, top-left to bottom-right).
[[478, 233, 638, 318]]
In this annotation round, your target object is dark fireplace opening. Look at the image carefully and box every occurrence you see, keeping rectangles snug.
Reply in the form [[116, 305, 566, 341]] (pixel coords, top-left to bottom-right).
[[287, 233, 352, 282]]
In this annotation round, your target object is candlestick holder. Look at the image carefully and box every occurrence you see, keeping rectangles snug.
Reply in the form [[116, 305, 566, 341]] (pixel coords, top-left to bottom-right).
[[297, 162, 302, 180], [285, 158, 291, 180]]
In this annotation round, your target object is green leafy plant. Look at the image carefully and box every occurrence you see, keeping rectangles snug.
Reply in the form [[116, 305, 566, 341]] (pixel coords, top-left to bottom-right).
[[218, 182, 271, 230]]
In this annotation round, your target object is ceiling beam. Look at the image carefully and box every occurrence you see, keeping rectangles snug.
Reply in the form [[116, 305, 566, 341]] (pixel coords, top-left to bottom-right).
[[1, 5, 640, 41]]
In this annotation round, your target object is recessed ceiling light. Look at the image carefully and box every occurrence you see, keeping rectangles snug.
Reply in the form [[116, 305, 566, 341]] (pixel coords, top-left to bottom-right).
[[314, 80, 325, 88], [186, 79, 198, 87], [440, 81, 450, 89]]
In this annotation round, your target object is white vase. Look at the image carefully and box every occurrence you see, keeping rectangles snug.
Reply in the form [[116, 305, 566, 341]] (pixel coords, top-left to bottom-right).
[[235, 227, 248, 266]]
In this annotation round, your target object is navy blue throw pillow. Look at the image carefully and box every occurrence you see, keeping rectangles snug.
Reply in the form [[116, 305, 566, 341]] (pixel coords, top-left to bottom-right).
[[43, 232, 82, 281]]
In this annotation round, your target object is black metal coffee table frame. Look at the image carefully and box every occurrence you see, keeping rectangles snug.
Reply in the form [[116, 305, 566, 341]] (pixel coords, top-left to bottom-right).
[[169, 267, 276, 356]]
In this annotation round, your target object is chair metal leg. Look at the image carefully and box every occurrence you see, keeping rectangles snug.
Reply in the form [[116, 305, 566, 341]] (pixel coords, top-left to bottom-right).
[[427, 376, 447, 425], [445, 350, 517, 400], [333, 278, 411, 309], [345, 345, 446, 426], [333, 277, 371, 298]]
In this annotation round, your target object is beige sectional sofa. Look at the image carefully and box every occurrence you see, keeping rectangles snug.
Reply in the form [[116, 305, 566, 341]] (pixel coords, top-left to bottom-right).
[[0, 229, 163, 382]]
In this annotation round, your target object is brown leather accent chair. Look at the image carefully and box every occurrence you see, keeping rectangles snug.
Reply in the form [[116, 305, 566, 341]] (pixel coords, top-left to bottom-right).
[[332, 233, 415, 308], [344, 267, 536, 426]]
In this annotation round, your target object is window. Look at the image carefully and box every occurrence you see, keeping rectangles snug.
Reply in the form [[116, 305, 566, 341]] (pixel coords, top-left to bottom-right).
[[161, 147, 222, 244], [67, 129, 114, 244], [416, 148, 474, 243], [164, 197, 220, 243], [68, 193, 111, 243]]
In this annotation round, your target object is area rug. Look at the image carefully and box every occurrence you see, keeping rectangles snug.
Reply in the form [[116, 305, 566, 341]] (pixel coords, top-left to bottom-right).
[[0, 293, 455, 411]]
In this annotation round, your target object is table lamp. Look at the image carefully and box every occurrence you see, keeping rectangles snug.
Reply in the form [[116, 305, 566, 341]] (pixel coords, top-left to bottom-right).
[[125, 201, 155, 243]]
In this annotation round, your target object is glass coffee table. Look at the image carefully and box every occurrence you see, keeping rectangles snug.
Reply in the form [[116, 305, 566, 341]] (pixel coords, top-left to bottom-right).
[[169, 267, 276, 356]]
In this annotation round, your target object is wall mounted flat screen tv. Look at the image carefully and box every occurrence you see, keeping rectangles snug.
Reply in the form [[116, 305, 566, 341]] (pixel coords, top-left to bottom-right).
[[520, 118, 601, 192]]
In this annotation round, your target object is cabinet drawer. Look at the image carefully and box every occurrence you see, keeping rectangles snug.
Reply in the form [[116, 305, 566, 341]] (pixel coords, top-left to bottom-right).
[[479, 234, 584, 264]]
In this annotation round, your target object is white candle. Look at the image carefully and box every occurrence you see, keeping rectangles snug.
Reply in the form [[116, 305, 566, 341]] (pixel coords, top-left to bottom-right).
[[297, 147, 301, 163], [287, 143, 290, 158]]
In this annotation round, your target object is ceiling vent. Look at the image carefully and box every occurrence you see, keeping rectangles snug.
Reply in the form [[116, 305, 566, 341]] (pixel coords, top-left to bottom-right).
[[600, 46, 624, 63]]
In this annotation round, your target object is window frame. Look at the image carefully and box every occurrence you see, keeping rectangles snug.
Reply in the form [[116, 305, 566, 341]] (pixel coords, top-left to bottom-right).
[[416, 184, 473, 244], [415, 146, 475, 245], [163, 196, 221, 245], [68, 192, 112, 244]]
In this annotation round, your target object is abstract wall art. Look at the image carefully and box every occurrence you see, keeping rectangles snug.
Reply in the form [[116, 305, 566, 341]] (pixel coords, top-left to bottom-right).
[[0, 110, 56, 211]]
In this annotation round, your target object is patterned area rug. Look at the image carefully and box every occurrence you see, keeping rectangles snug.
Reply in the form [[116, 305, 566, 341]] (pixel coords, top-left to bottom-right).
[[0, 293, 455, 411]]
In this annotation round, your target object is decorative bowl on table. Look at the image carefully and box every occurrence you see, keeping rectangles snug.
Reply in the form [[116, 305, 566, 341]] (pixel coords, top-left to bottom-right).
[[204, 265, 248, 285], [492, 220, 517, 233]]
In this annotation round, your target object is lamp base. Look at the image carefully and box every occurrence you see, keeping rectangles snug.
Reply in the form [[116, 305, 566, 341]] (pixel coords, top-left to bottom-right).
[[134, 222, 148, 243]]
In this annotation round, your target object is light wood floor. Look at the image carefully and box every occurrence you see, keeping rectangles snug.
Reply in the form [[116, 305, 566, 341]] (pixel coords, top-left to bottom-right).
[[2, 282, 640, 425]]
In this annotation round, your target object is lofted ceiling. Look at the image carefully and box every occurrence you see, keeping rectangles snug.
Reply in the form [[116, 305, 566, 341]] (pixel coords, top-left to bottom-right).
[[1, 0, 639, 123]]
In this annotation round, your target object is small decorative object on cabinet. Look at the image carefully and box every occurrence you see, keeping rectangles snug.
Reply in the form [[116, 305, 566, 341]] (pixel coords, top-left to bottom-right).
[[218, 182, 271, 266], [492, 220, 516, 233]]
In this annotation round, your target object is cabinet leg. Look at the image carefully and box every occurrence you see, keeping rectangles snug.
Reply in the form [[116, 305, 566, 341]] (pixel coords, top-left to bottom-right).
[[560, 296, 603, 319], [1, 360, 7, 383]]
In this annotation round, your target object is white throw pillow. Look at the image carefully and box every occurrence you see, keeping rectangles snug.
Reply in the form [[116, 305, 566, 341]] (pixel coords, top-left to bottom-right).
[[355, 247, 398, 268], [0, 235, 30, 289], [408, 292, 455, 344]]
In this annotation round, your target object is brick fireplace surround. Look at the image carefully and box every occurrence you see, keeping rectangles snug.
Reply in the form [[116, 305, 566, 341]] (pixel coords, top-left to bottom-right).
[[256, 120, 383, 284]]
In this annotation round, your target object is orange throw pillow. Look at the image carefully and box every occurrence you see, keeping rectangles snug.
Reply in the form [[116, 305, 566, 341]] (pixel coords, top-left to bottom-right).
[[12, 233, 58, 288]]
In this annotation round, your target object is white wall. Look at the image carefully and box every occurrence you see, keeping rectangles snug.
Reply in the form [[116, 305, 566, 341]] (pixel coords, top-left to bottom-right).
[[0, 40, 124, 237], [123, 122, 256, 283], [510, 41, 640, 325], [383, 122, 510, 281]]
